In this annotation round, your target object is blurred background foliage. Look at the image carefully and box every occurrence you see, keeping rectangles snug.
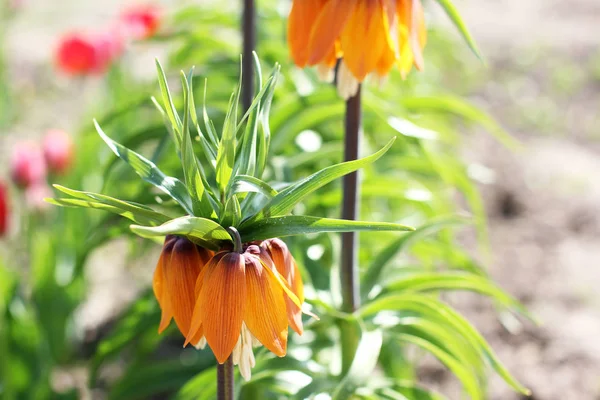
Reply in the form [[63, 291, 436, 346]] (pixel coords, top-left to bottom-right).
[[0, 1, 540, 399]]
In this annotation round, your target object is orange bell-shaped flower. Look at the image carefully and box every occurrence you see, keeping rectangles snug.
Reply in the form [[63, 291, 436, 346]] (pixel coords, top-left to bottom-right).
[[186, 244, 305, 381], [287, 0, 427, 99], [152, 235, 213, 346]]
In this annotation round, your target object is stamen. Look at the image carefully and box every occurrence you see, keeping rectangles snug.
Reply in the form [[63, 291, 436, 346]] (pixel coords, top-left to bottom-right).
[[336, 61, 360, 100], [232, 323, 257, 381], [193, 336, 207, 350], [316, 64, 334, 83]]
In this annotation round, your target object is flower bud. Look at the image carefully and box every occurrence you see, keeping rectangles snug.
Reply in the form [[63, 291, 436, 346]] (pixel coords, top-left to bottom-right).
[[120, 5, 161, 40], [56, 33, 98, 75], [56, 32, 123, 75], [0, 182, 9, 237], [11, 141, 47, 188], [43, 129, 74, 175]]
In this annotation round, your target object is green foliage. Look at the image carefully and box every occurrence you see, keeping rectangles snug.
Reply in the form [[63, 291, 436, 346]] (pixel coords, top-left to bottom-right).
[[0, 1, 532, 399]]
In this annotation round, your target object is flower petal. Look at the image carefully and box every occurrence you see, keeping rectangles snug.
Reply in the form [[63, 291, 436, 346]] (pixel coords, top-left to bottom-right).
[[196, 252, 246, 363], [243, 250, 288, 357], [262, 239, 304, 334], [340, 0, 390, 81], [153, 251, 172, 333], [308, 0, 357, 65], [165, 238, 204, 337], [288, 0, 326, 67]]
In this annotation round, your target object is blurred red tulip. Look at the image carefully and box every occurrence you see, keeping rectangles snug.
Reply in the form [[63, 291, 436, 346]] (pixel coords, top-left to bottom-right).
[[0, 182, 8, 237], [11, 141, 47, 188], [56, 34, 98, 75], [56, 32, 123, 75], [25, 183, 52, 212], [43, 130, 74, 175], [121, 5, 161, 40]]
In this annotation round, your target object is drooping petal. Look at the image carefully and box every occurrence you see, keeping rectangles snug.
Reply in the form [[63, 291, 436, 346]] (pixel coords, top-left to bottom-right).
[[410, 0, 427, 71], [307, 0, 358, 65], [165, 238, 204, 337], [288, 0, 326, 67], [340, 0, 389, 81], [153, 236, 177, 333], [262, 239, 304, 335], [194, 252, 246, 363], [153, 251, 173, 333], [397, 0, 427, 77], [243, 246, 288, 357]]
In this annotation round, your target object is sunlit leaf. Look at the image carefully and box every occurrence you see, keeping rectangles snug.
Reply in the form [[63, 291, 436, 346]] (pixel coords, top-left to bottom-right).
[[241, 215, 413, 242], [95, 120, 194, 215], [433, 0, 483, 61], [243, 137, 397, 225], [130, 216, 231, 250]]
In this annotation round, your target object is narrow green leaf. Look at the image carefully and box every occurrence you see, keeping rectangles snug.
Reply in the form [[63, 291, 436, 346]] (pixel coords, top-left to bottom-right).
[[395, 333, 483, 400], [130, 216, 231, 250], [155, 59, 182, 137], [220, 195, 241, 227], [384, 272, 529, 317], [94, 120, 194, 214], [243, 137, 397, 225], [332, 329, 383, 400], [434, 0, 483, 61], [180, 70, 216, 217], [202, 79, 220, 148], [231, 175, 278, 198], [360, 295, 530, 396], [51, 185, 171, 225], [215, 90, 239, 194], [47, 198, 161, 227], [240, 215, 414, 243], [362, 216, 467, 298], [400, 96, 519, 149]]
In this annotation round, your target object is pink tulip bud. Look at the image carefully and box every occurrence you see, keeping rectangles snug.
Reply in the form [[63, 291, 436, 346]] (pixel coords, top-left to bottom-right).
[[120, 5, 161, 40], [43, 129, 74, 175], [0, 182, 8, 237], [25, 183, 52, 213], [11, 141, 47, 188]]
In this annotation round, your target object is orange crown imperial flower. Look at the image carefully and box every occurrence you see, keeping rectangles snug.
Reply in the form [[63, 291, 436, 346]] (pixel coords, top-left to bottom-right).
[[183, 241, 307, 381], [288, 0, 427, 99], [48, 57, 414, 385]]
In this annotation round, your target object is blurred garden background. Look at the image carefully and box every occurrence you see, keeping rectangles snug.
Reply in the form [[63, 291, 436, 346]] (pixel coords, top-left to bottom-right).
[[1, 0, 599, 399]]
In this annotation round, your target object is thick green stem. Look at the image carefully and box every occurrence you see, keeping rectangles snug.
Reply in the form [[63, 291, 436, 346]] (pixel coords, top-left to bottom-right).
[[217, 356, 234, 400], [340, 86, 362, 373]]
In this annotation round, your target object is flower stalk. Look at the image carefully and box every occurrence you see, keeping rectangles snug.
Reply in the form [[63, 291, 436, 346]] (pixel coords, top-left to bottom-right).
[[217, 357, 235, 400], [215, 1, 257, 397], [242, 0, 256, 111], [340, 85, 362, 373]]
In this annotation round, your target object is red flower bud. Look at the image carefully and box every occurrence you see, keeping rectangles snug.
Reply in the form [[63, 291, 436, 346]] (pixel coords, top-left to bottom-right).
[[11, 141, 47, 188], [0, 182, 8, 237], [120, 5, 161, 40], [43, 129, 73, 175], [56, 33, 98, 75], [56, 32, 123, 75]]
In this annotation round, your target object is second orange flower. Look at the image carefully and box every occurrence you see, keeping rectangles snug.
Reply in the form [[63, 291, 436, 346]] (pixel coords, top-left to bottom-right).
[[288, 0, 427, 99]]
